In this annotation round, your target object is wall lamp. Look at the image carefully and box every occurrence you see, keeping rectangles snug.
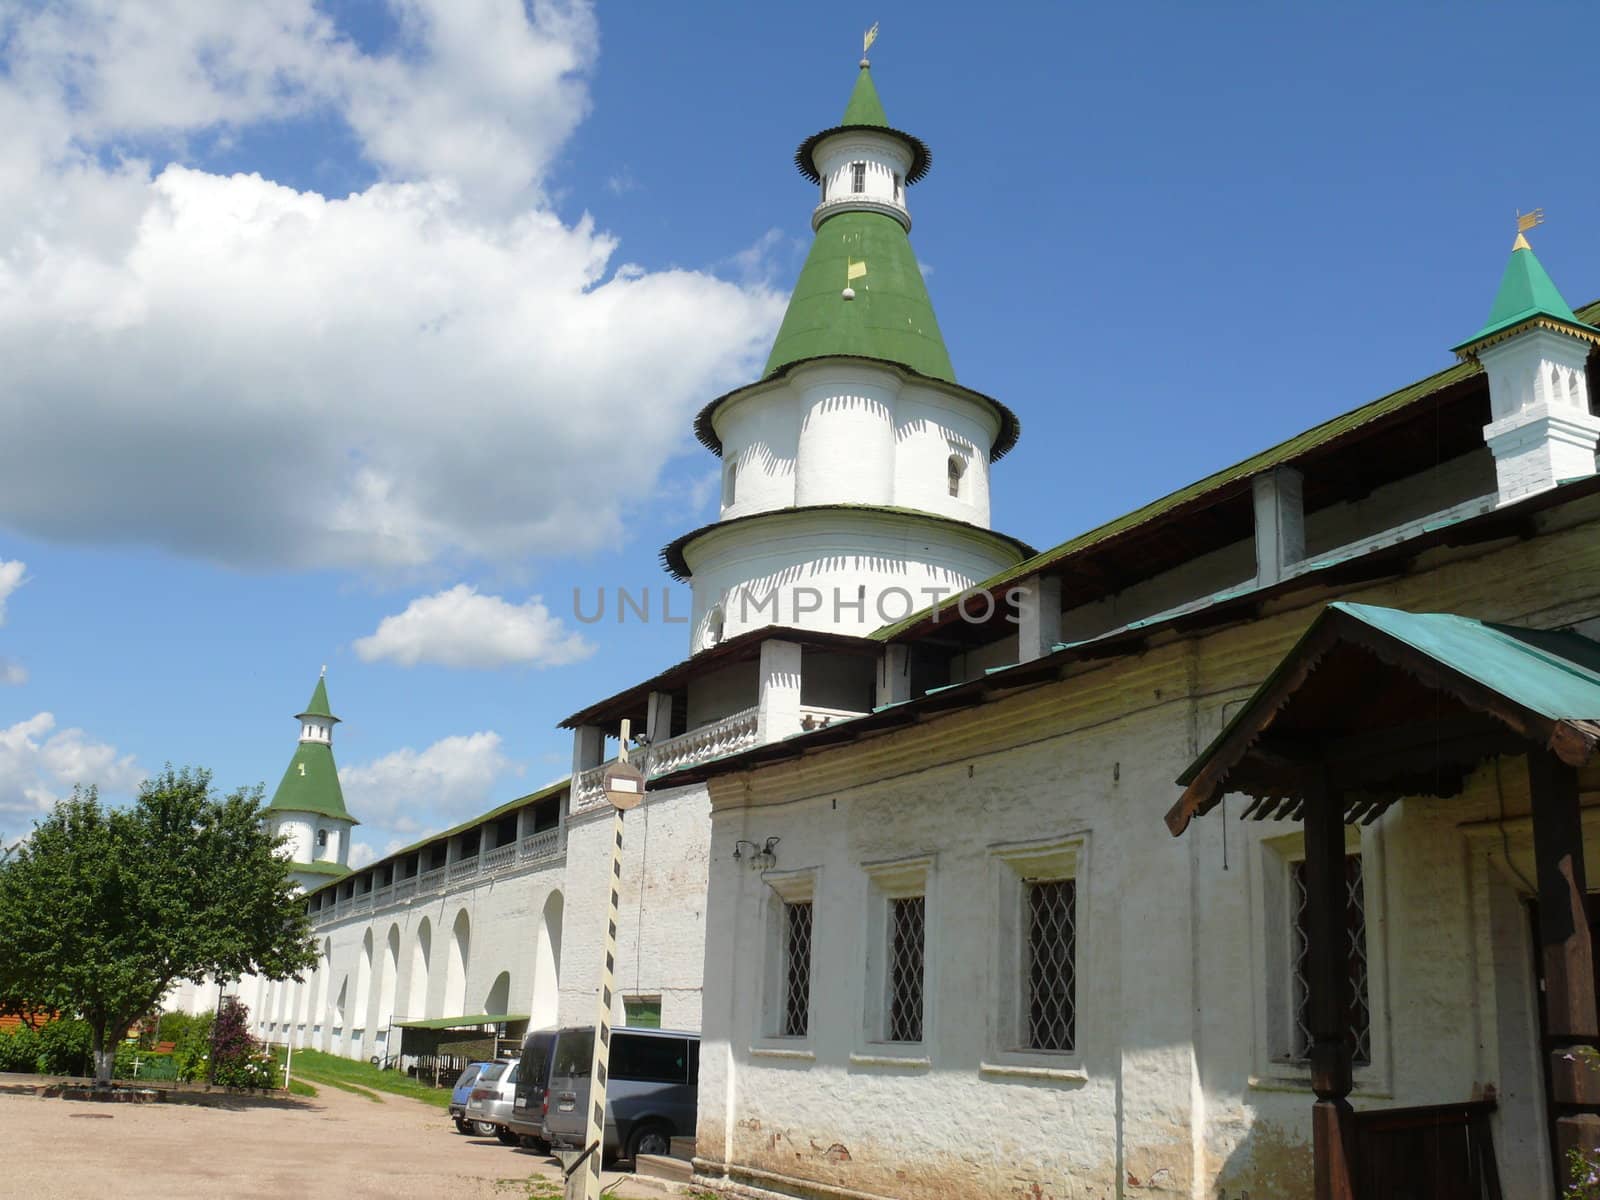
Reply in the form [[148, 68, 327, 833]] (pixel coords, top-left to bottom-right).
[[732, 837, 780, 869]]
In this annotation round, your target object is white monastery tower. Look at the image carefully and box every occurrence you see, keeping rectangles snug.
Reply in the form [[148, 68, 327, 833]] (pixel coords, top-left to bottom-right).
[[662, 55, 1031, 649], [265, 672, 358, 892]]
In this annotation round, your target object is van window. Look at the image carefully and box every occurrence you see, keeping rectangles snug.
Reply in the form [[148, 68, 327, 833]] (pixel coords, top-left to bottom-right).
[[553, 1030, 595, 1077], [453, 1065, 481, 1088], [521, 1034, 555, 1086], [505, 1062, 519, 1084], [611, 1034, 689, 1084], [478, 1062, 506, 1083]]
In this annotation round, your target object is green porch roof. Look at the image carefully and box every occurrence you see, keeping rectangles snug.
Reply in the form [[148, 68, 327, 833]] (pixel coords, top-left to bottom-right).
[[763, 210, 952, 382], [1454, 239, 1600, 354], [395, 1013, 529, 1031], [268, 739, 355, 823], [1165, 601, 1600, 835]]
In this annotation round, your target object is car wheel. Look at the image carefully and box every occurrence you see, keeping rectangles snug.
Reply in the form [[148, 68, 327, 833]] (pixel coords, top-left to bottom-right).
[[472, 1119, 499, 1138], [626, 1121, 672, 1162], [453, 1118, 472, 1135]]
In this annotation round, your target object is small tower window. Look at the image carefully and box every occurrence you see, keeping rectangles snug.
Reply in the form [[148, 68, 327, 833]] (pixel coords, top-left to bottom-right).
[[893, 173, 903, 202], [820, 179, 828, 203], [317, 829, 328, 849], [947, 454, 967, 498], [851, 162, 866, 194], [722, 460, 738, 507], [705, 605, 725, 650]]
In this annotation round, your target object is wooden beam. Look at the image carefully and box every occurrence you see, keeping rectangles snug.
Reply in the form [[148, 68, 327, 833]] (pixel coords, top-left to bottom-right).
[[1529, 748, 1600, 1189], [1304, 780, 1357, 1200]]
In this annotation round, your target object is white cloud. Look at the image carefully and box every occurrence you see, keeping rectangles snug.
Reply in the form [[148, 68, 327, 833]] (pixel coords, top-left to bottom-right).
[[348, 842, 377, 869], [0, 712, 146, 823], [0, 661, 27, 687], [354, 584, 593, 669], [0, 561, 25, 624], [0, 2, 783, 573], [338, 731, 516, 838]]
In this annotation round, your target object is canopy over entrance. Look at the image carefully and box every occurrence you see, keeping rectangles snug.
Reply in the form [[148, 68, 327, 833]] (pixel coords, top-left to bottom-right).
[[1167, 601, 1600, 1198], [1167, 601, 1600, 836]]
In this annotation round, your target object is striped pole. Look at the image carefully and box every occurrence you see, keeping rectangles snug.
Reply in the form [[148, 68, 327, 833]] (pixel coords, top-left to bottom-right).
[[575, 719, 633, 1200]]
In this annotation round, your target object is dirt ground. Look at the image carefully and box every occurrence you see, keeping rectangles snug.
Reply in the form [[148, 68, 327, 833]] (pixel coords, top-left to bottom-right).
[[0, 1084, 676, 1200]]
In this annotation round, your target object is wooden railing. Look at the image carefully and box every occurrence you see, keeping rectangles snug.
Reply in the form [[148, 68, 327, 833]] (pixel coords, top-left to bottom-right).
[[1349, 1099, 1501, 1200]]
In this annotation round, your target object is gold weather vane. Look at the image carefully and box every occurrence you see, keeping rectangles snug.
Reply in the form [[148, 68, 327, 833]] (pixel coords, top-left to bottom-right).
[[863, 22, 879, 59], [1514, 207, 1544, 250]]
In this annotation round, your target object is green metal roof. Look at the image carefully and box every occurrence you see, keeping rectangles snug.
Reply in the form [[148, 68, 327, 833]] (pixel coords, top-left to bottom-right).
[[292, 860, 352, 879], [303, 778, 568, 899], [395, 1013, 529, 1031], [1198, 602, 1600, 780], [842, 64, 889, 126], [872, 296, 1600, 643], [1454, 239, 1599, 353], [268, 739, 355, 823], [298, 676, 337, 721], [763, 210, 952, 382]]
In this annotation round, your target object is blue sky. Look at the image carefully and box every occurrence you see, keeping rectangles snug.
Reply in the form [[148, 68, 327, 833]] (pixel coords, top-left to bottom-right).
[[2, 0, 1597, 862]]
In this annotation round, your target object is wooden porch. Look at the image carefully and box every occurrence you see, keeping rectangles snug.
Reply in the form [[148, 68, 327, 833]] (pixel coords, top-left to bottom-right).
[[1167, 601, 1600, 1199]]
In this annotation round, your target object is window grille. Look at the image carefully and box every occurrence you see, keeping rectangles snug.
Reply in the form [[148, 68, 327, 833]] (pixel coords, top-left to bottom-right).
[[1025, 879, 1076, 1051], [851, 162, 866, 193], [782, 901, 812, 1037], [886, 895, 925, 1042], [1291, 853, 1371, 1064], [316, 829, 328, 848]]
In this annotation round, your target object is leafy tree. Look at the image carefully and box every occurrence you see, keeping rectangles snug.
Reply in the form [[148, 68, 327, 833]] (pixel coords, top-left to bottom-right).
[[0, 768, 316, 1084]]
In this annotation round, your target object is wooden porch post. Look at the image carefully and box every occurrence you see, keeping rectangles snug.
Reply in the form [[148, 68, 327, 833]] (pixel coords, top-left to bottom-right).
[[1305, 780, 1357, 1200], [1528, 748, 1600, 1187]]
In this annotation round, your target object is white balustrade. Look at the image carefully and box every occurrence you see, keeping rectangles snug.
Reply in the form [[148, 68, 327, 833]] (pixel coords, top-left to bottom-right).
[[372, 885, 393, 909], [521, 827, 564, 864], [796, 705, 864, 733], [352, 894, 373, 913], [484, 844, 517, 873], [645, 705, 762, 777], [393, 879, 417, 902], [417, 867, 446, 895], [450, 857, 480, 884]]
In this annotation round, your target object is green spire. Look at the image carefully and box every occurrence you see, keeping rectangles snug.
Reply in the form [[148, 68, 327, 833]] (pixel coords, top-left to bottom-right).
[[766, 66, 951, 382], [299, 674, 336, 721], [1455, 234, 1598, 353], [268, 740, 354, 822], [842, 64, 889, 127], [270, 674, 354, 823], [763, 211, 954, 381]]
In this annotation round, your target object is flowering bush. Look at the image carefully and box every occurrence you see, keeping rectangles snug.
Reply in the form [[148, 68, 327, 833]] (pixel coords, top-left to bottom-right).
[[1570, 1147, 1600, 1199], [209, 998, 275, 1090]]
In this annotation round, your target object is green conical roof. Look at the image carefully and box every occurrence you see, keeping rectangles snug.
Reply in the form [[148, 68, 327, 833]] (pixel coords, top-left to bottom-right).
[[268, 739, 355, 823], [298, 676, 337, 721], [842, 64, 889, 127], [763, 210, 953, 381], [1455, 236, 1600, 353]]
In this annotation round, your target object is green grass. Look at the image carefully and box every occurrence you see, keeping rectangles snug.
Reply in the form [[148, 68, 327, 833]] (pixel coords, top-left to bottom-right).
[[270, 1048, 451, 1109], [286, 1077, 318, 1098]]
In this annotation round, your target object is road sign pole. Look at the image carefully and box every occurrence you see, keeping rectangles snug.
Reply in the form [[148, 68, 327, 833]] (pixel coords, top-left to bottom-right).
[[570, 719, 646, 1200]]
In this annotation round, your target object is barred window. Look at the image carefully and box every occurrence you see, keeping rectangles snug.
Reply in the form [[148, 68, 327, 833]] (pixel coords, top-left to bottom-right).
[[851, 162, 866, 193], [1025, 879, 1076, 1051], [1291, 853, 1371, 1065], [782, 901, 812, 1037], [886, 895, 925, 1042]]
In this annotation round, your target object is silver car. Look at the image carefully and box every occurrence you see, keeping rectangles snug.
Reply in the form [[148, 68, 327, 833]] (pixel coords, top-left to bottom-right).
[[465, 1060, 521, 1144]]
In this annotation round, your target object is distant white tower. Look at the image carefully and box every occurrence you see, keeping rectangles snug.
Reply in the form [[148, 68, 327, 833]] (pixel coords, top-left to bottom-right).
[[661, 54, 1031, 649], [265, 672, 357, 891]]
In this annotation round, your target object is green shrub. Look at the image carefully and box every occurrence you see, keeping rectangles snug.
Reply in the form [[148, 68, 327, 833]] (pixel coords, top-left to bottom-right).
[[34, 1019, 91, 1075], [0, 1025, 41, 1073]]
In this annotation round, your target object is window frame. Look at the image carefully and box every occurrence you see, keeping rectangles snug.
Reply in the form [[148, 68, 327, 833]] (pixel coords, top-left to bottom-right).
[[1248, 822, 1392, 1095], [856, 855, 934, 1066], [754, 868, 818, 1057], [983, 833, 1088, 1080], [850, 161, 866, 194]]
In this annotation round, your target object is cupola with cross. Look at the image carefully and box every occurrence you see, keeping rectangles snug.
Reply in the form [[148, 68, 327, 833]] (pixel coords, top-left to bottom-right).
[[266, 671, 357, 890], [665, 33, 1032, 650]]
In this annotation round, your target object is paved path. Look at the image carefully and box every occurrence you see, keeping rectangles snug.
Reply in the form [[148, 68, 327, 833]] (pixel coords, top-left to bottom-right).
[[0, 1084, 674, 1199]]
